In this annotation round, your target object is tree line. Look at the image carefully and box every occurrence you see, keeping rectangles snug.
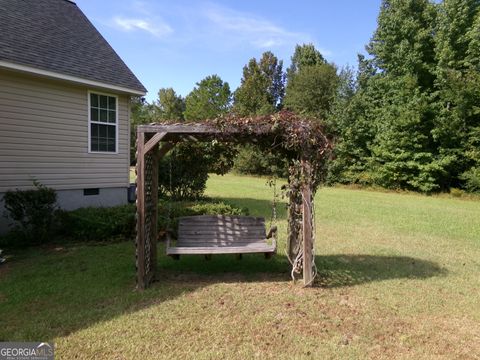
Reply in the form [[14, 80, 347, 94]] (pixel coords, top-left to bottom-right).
[[133, 0, 480, 194]]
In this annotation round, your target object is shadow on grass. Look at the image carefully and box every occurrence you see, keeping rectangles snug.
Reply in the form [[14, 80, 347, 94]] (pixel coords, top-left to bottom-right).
[[0, 242, 446, 342], [315, 254, 447, 288]]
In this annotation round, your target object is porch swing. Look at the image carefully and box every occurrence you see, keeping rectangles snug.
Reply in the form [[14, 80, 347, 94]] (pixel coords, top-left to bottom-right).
[[135, 113, 327, 289], [165, 151, 278, 259]]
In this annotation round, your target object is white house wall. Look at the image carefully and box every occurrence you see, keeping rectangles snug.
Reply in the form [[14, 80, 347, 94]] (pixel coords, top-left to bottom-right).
[[0, 70, 133, 233], [0, 70, 130, 192]]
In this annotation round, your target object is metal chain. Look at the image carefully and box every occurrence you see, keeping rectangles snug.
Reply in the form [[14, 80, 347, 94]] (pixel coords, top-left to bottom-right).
[[270, 177, 278, 228], [304, 190, 318, 287], [166, 149, 173, 230]]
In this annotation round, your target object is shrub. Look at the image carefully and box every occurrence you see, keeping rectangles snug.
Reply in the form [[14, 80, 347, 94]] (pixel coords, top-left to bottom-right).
[[3, 182, 58, 244], [60, 205, 136, 242], [157, 200, 248, 232], [460, 167, 480, 193], [158, 142, 236, 200], [59, 200, 248, 242], [449, 188, 465, 198], [233, 144, 289, 177]]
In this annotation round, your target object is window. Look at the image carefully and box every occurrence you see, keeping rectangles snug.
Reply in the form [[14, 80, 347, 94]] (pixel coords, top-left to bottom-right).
[[89, 92, 117, 153]]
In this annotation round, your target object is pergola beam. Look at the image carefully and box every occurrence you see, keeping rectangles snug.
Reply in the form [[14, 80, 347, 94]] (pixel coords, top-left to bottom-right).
[[137, 124, 220, 134], [158, 142, 176, 159], [144, 132, 167, 154]]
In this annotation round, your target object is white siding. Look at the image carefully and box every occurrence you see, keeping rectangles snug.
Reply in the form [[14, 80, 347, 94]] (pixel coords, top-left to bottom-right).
[[0, 70, 130, 191]]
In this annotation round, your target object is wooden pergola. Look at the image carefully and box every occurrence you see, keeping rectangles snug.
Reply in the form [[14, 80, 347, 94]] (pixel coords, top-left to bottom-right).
[[135, 115, 328, 290]]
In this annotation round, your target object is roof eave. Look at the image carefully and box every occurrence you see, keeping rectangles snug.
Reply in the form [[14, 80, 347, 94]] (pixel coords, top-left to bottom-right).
[[0, 60, 147, 96]]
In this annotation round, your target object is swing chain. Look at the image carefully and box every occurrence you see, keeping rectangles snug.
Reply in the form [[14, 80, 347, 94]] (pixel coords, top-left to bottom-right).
[[166, 147, 173, 230], [270, 176, 278, 228]]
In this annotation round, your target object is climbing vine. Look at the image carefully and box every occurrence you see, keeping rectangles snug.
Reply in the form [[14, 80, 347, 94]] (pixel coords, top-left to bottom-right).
[[137, 110, 331, 288], [208, 110, 331, 280]]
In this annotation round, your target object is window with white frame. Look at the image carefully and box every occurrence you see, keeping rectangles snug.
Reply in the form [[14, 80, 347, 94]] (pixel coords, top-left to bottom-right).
[[89, 92, 117, 152]]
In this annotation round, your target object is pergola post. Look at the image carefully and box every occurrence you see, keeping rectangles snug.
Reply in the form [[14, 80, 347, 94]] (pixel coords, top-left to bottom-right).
[[135, 131, 146, 289], [150, 145, 159, 282], [135, 130, 165, 290], [302, 185, 314, 286]]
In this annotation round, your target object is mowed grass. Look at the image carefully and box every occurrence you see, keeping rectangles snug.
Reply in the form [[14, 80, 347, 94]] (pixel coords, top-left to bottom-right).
[[1, 173, 479, 359]]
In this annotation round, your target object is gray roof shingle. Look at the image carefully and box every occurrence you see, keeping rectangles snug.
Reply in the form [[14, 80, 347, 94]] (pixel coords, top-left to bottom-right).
[[0, 0, 146, 94]]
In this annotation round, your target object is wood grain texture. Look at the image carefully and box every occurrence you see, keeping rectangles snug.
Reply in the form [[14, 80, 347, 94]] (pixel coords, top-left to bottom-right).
[[167, 215, 276, 255], [302, 186, 313, 286]]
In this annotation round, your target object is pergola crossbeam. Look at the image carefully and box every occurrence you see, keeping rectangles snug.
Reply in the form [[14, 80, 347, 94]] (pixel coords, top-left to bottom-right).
[[144, 132, 167, 154]]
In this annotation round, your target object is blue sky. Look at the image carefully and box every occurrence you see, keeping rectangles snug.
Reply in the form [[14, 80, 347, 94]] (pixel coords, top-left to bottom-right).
[[76, 0, 381, 102]]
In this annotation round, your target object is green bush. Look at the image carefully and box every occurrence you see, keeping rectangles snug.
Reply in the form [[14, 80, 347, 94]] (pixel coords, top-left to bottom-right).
[[59, 200, 248, 242], [59, 205, 136, 242], [158, 200, 248, 232], [1, 197, 249, 246], [460, 167, 480, 193], [233, 144, 289, 177], [449, 188, 465, 198], [158, 142, 236, 200], [2, 182, 58, 244]]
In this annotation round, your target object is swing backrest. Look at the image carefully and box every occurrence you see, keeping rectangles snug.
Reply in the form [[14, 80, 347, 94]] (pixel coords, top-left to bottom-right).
[[176, 215, 268, 248]]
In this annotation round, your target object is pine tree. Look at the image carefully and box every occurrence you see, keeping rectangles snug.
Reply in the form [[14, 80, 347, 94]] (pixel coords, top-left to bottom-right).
[[156, 88, 185, 121], [184, 75, 231, 121], [233, 52, 285, 116], [367, 0, 437, 89], [232, 52, 287, 176], [287, 43, 326, 78], [363, 0, 448, 191], [327, 61, 378, 185], [284, 44, 338, 120], [433, 0, 480, 189]]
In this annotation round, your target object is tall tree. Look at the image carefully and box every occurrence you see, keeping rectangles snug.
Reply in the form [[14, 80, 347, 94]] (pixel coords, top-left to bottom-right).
[[433, 0, 480, 189], [284, 44, 338, 120], [233, 51, 285, 116], [369, 75, 450, 192], [361, 0, 448, 191], [367, 0, 437, 89], [326, 0, 480, 193], [284, 64, 338, 119], [327, 57, 382, 185], [287, 43, 326, 78], [130, 97, 159, 164], [184, 75, 231, 121], [183, 74, 236, 174], [156, 88, 185, 121]]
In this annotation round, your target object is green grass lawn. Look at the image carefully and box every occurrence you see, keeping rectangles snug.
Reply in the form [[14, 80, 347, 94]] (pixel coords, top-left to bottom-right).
[[1, 173, 479, 359]]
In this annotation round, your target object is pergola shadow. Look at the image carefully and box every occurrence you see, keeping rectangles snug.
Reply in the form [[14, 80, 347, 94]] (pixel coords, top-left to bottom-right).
[[1, 244, 446, 342], [314, 254, 447, 288], [155, 249, 446, 288]]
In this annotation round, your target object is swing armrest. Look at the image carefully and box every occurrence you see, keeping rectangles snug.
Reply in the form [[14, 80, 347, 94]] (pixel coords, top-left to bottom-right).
[[266, 225, 277, 251], [266, 226, 277, 239], [165, 229, 175, 249]]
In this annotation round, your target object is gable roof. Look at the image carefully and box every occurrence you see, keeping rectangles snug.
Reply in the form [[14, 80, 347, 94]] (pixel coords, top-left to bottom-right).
[[0, 0, 146, 95]]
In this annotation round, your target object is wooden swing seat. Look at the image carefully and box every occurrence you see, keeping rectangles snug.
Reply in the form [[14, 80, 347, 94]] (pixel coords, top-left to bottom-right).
[[166, 215, 277, 257]]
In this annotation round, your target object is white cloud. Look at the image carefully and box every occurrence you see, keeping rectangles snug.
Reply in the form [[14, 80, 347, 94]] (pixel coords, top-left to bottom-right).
[[204, 5, 312, 49], [316, 47, 333, 57], [113, 16, 173, 38]]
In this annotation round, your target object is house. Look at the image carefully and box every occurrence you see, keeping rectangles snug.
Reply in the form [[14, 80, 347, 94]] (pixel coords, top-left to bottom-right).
[[0, 0, 147, 233]]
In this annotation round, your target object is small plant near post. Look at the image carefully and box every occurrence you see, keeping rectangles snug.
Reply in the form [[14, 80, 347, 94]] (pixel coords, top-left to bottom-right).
[[3, 181, 58, 244]]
